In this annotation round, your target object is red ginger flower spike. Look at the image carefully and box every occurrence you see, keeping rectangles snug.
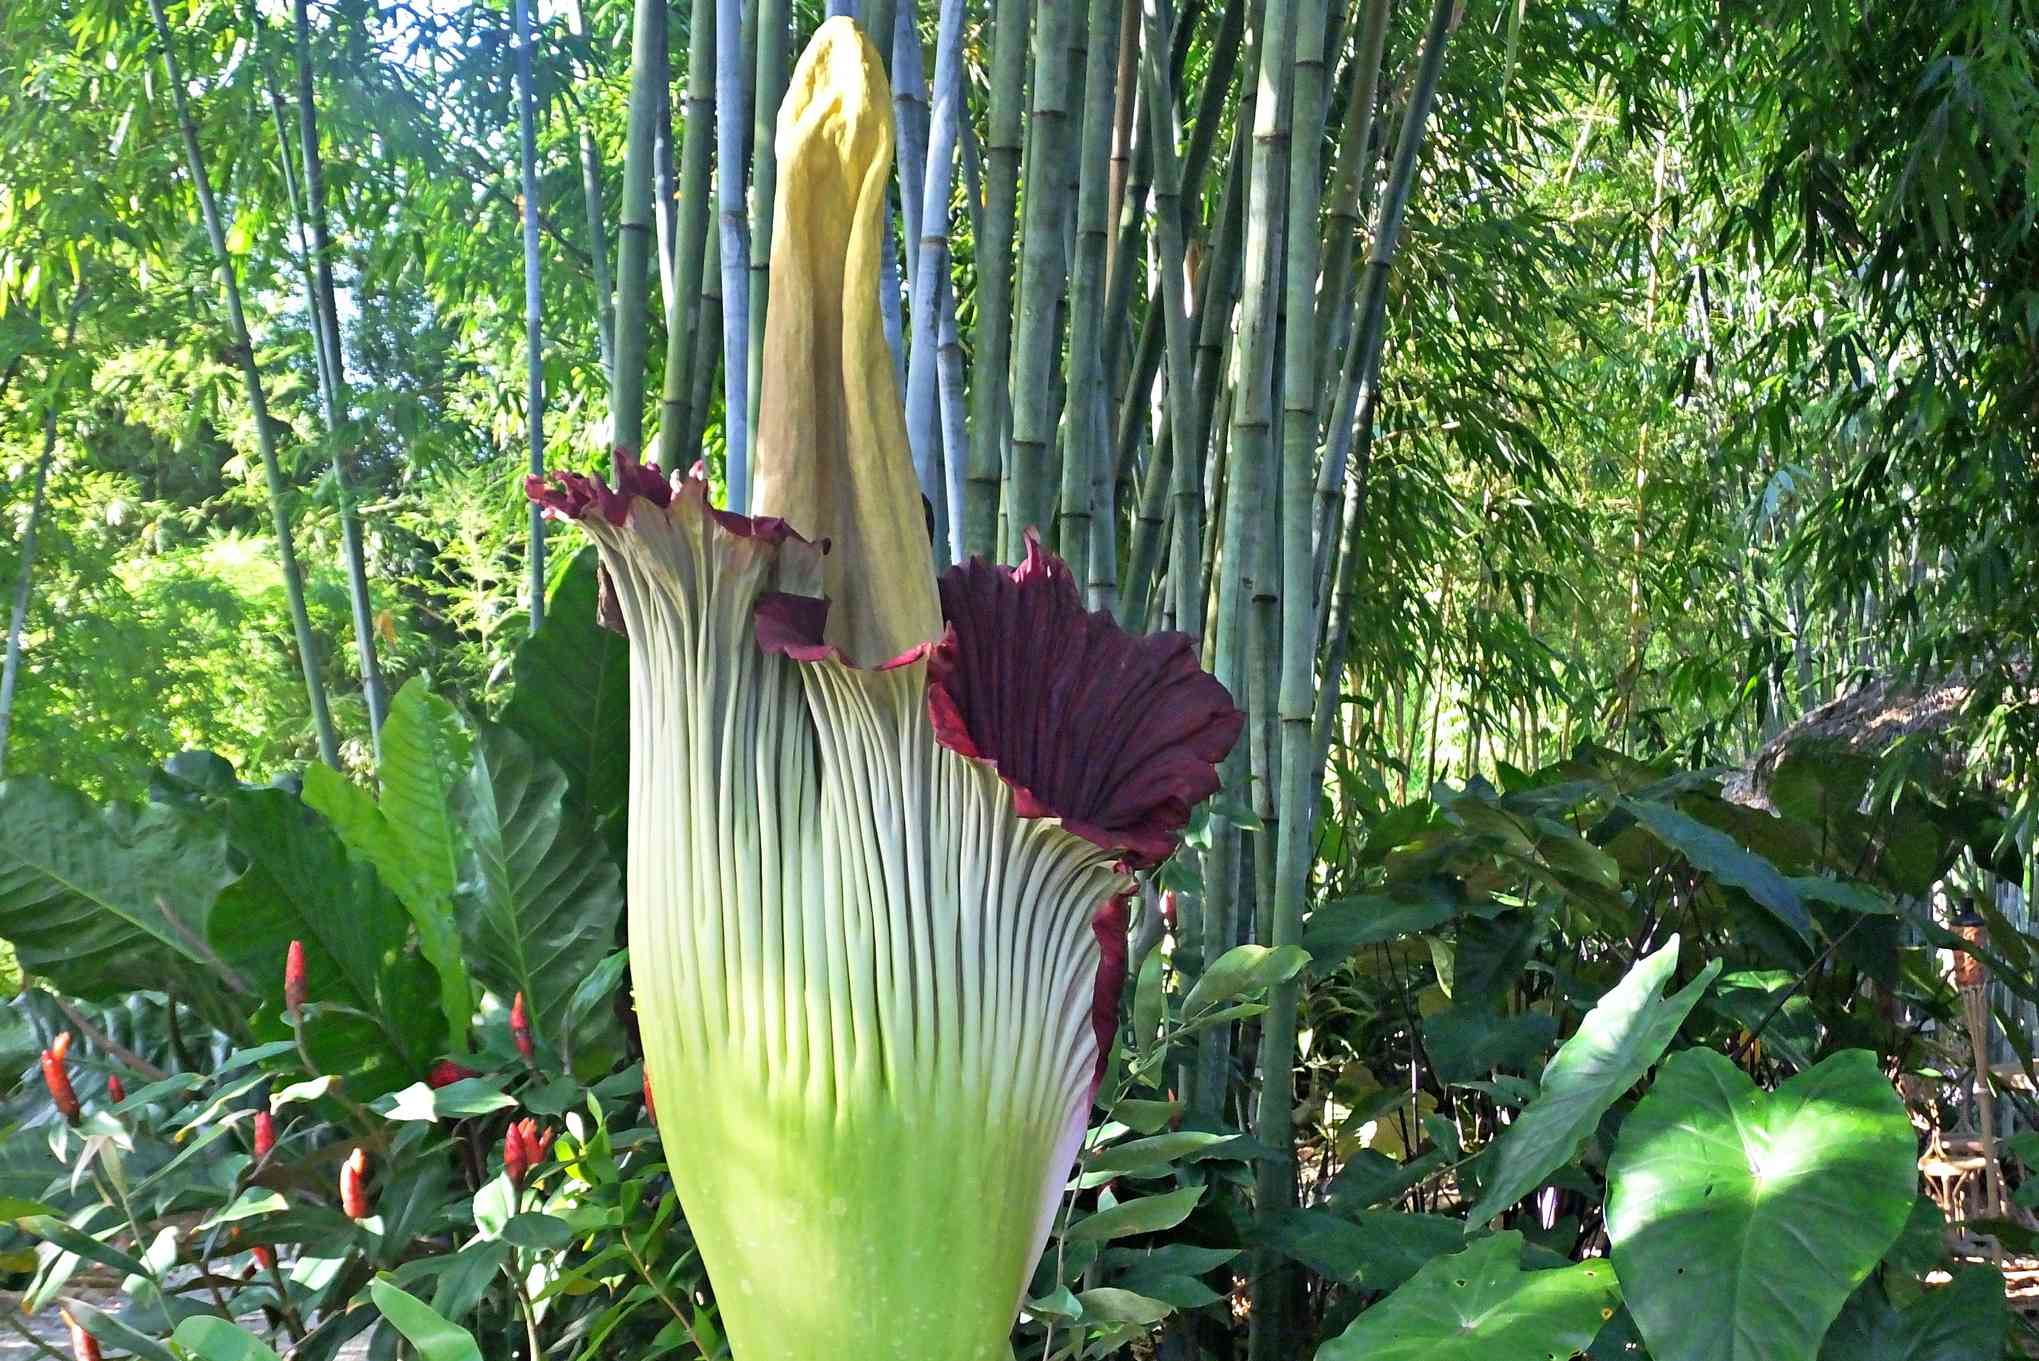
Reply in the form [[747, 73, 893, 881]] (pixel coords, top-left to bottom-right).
[[60, 1308, 101, 1361], [105, 1074, 126, 1105], [41, 1036, 81, 1125], [284, 940, 308, 1019], [503, 1123, 532, 1189], [340, 1148, 372, 1220], [426, 1059, 480, 1089], [642, 1072, 657, 1124], [253, 1110, 277, 1160], [253, 1244, 275, 1271], [510, 992, 534, 1063]]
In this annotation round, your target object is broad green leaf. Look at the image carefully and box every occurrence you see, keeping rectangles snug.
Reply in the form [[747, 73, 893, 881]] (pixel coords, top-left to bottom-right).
[[1467, 937, 1719, 1225], [370, 1279, 484, 1361], [1707, 969, 1823, 1070], [498, 547, 630, 826], [66, 1302, 176, 1361], [1315, 1232, 1619, 1361], [1183, 944, 1309, 1016], [473, 1174, 516, 1241], [452, 720, 624, 1056], [304, 678, 473, 1048], [1076, 1287, 1175, 1326], [1818, 1266, 2008, 1361], [0, 777, 231, 999], [1423, 1007, 1558, 1086], [171, 1317, 287, 1361], [1086, 1131, 1236, 1174], [20, 1214, 151, 1279], [1302, 893, 1456, 969], [209, 787, 440, 1094], [1064, 1185, 1203, 1243], [1605, 1049, 1916, 1361], [1620, 798, 1811, 942], [1264, 1209, 1467, 1293], [379, 1077, 519, 1122], [198, 1187, 288, 1228], [502, 1212, 574, 1251]]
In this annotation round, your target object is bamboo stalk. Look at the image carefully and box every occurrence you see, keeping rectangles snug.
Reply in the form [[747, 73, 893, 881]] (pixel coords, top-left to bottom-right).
[[893, 3, 929, 303], [655, 18, 681, 316], [1057, 0, 1123, 594], [908, 0, 967, 556], [611, 0, 665, 460], [1318, 0, 1454, 596], [564, 0, 617, 386], [1312, 0, 1390, 414], [265, 84, 337, 412], [689, 221, 725, 457], [715, 0, 755, 505], [1190, 0, 1264, 1114], [1119, 410, 1174, 630], [1257, 0, 1329, 1351], [663, 0, 719, 468], [0, 293, 83, 777], [293, 0, 389, 741], [746, 0, 788, 468], [1007, 0, 1076, 557], [146, 0, 340, 768], [1104, 0, 1140, 289], [962, 0, 1032, 559], [511, 0, 548, 632], [1136, 0, 1201, 637]]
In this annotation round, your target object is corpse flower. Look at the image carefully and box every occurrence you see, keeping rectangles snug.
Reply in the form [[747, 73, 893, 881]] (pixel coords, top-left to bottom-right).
[[527, 19, 1240, 1361]]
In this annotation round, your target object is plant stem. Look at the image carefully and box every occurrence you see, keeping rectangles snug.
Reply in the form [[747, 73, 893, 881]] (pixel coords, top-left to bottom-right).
[[511, 0, 548, 630], [0, 289, 80, 778], [563, 0, 617, 386], [664, 0, 718, 468], [908, 0, 967, 557], [746, 0, 788, 473], [612, 0, 666, 459], [962, 0, 1032, 559], [715, 0, 755, 506], [145, 0, 340, 768], [1008, 0, 1076, 557]]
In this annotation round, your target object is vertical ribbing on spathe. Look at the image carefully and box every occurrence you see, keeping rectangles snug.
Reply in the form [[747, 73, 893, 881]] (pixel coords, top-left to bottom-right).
[[579, 493, 1126, 1361]]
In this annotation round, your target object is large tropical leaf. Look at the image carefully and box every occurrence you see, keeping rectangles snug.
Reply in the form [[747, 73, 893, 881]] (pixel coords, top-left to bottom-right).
[[1619, 798, 1812, 943], [0, 777, 232, 999], [1467, 936, 1719, 1225], [1605, 1048, 1915, 1361], [1315, 1232, 1619, 1361], [303, 678, 473, 1048], [209, 787, 442, 1094], [496, 547, 629, 829], [1818, 1267, 2008, 1361], [452, 720, 623, 1057]]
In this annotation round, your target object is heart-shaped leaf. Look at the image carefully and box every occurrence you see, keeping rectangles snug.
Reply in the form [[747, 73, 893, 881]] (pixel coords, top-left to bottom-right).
[[1315, 1232, 1619, 1361], [1606, 1048, 1915, 1361]]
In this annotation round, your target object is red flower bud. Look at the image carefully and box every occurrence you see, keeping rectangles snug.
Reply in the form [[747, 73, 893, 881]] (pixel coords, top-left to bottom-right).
[[41, 1036, 81, 1125], [504, 1124, 531, 1188], [253, 1243, 275, 1271], [426, 1059, 480, 1089], [284, 940, 308, 1018], [253, 1110, 277, 1160], [642, 1072, 657, 1124], [60, 1308, 101, 1361], [105, 1074, 126, 1105], [510, 992, 534, 1062], [340, 1147, 372, 1220], [1160, 889, 1179, 932], [504, 1117, 551, 1189]]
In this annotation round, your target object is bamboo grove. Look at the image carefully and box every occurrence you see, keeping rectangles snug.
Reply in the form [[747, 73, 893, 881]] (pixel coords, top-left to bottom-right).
[[3, 0, 2039, 1354]]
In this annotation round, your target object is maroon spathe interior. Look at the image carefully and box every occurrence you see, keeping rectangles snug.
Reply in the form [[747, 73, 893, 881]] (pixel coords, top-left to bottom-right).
[[926, 534, 1244, 869], [1088, 893, 1132, 1096]]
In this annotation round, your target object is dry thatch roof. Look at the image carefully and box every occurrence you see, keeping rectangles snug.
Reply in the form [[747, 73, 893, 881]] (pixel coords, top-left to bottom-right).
[[1725, 673, 1990, 811]]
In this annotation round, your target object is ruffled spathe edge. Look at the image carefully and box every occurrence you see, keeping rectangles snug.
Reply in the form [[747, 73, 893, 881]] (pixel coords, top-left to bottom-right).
[[754, 532, 1245, 871]]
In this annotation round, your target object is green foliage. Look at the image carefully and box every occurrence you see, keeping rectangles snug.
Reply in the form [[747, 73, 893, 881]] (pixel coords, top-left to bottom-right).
[[1316, 1233, 1620, 1361], [1605, 1050, 1919, 1361]]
